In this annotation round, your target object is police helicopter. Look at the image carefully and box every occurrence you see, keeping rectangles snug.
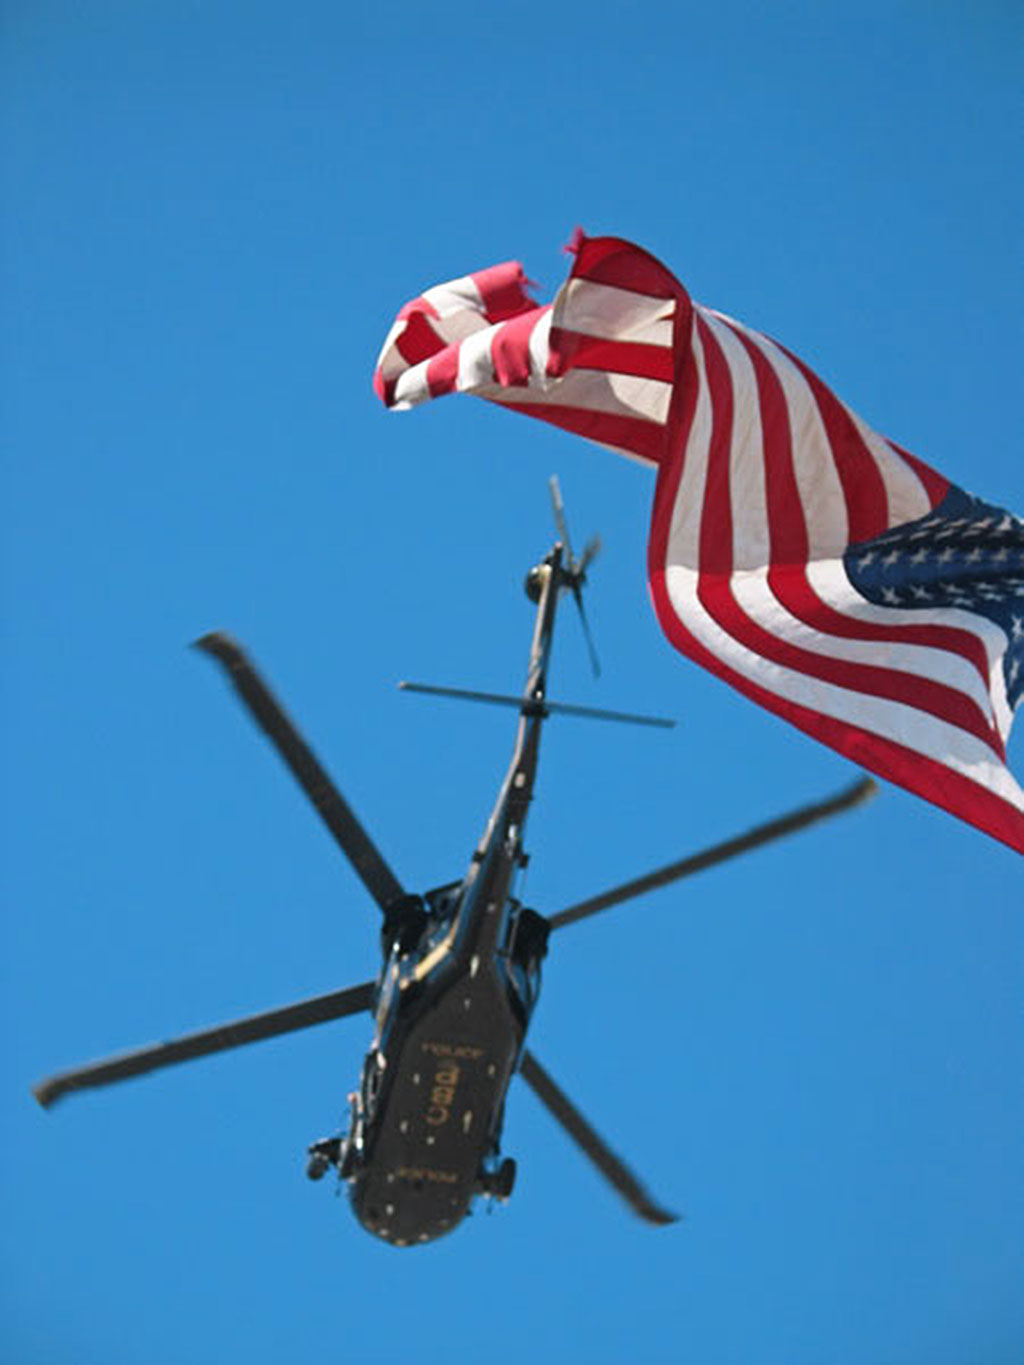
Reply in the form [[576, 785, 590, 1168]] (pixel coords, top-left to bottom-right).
[[33, 479, 875, 1246]]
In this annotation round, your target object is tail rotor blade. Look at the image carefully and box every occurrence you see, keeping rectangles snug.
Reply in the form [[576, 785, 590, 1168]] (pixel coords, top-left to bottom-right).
[[194, 633, 405, 914], [519, 1049, 679, 1226], [549, 474, 574, 562], [549, 776, 877, 931], [33, 980, 377, 1108], [577, 533, 601, 578], [548, 477, 600, 671], [572, 584, 601, 678]]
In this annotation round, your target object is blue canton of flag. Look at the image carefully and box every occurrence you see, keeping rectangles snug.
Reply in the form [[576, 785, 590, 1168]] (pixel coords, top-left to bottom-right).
[[846, 488, 1024, 712]]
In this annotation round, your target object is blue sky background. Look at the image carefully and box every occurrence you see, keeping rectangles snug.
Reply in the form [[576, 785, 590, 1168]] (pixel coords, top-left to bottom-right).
[[3, 4, 1021, 1362]]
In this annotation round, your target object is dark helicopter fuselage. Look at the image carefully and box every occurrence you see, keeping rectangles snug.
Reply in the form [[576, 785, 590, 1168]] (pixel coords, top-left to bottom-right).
[[339, 553, 560, 1246], [32, 490, 865, 1239]]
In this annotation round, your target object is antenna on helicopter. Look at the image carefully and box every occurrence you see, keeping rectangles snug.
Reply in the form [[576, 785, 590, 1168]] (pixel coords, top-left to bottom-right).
[[549, 475, 601, 677]]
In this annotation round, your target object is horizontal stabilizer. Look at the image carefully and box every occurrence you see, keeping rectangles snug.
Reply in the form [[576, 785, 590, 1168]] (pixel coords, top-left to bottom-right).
[[398, 681, 674, 730]]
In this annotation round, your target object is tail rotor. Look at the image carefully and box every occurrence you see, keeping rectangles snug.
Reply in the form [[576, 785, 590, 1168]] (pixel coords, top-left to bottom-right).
[[549, 475, 602, 677]]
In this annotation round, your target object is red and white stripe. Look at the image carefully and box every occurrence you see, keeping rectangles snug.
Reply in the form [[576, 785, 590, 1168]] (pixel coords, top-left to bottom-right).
[[374, 237, 683, 467], [376, 234, 1024, 853]]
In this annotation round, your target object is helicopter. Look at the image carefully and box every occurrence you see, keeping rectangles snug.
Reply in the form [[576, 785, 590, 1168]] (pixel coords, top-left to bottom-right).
[[33, 479, 876, 1247]]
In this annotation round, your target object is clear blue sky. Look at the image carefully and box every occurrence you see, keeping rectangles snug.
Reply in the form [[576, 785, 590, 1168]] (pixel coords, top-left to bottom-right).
[[3, 4, 1021, 1362]]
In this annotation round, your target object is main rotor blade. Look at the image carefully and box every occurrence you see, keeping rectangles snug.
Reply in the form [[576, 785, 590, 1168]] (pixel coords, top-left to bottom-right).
[[33, 980, 377, 1109], [549, 775, 877, 931], [195, 633, 405, 913], [518, 1049, 678, 1226], [398, 681, 674, 728]]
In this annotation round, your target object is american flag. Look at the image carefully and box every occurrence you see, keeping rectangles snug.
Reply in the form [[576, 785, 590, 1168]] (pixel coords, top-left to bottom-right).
[[375, 234, 1024, 854]]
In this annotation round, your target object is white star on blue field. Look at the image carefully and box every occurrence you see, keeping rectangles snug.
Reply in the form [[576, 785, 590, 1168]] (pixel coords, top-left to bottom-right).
[[3, 6, 1022, 1365], [846, 489, 1024, 708]]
